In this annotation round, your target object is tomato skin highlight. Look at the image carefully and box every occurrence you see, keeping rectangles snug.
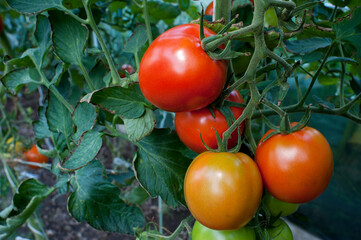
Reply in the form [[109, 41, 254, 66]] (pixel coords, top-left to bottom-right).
[[192, 220, 256, 240], [175, 90, 244, 153], [255, 124, 334, 204], [184, 152, 263, 230], [139, 24, 227, 112], [24, 145, 49, 169]]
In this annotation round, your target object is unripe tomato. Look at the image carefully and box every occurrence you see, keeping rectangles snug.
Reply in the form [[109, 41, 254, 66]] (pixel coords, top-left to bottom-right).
[[255, 124, 334, 203], [6, 137, 24, 155], [175, 90, 244, 153], [139, 24, 227, 112], [192, 220, 256, 240], [266, 219, 293, 240], [119, 64, 135, 78], [24, 145, 49, 169], [263, 191, 299, 217], [184, 152, 263, 230]]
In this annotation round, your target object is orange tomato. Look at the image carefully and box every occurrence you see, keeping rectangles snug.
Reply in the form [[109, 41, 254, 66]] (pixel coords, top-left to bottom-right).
[[24, 145, 49, 169], [184, 152, 263, 230]]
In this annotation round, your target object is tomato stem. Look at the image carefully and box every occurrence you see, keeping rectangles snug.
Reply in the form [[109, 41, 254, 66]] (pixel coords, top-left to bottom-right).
[[214, 0, 231, 23]]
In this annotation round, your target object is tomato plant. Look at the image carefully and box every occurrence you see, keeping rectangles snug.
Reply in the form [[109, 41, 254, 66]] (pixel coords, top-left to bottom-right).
[[175, 90, 244, 153], [139, 23, 227, 112], [266, 219, 293, 240], [263, 191, 299, 217], [24, 145, 49, 169], [192, 220, 256, 240], [255, 125, 334, 203], [6, 137, 24, 155], [184, 152, 263, 230]]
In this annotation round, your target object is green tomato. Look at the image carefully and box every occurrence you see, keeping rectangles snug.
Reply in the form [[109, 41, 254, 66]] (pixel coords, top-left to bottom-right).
[[267, 219, 293, 240], [192, 221, 256, 240], [264, 7, 278, 28], [263, 192, 299, 217]]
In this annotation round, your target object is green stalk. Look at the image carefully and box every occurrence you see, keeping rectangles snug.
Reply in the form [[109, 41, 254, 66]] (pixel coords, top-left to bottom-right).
[[214, 0, 232, 22], [82, 0, 121, 84], [78, 60, 95, 91], [143, 0, 153, 45], [0, 30, 14, 58], [338, 44, 345, 106]]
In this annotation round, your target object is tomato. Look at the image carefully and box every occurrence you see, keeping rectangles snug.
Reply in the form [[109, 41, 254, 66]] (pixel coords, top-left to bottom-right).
[[266, 219, 293, 240], [263, 191, 299, 217], [24, 145, 49, 169], [204, 1, 237, 16], [119, 64, 135, 78], [255, 124, 334, 203], [184, 152, 263, 230], [6, 137, 24, 155], [175, 90, 244, 153], [192, 220, 256, 240], [139, 24, 227, 112]]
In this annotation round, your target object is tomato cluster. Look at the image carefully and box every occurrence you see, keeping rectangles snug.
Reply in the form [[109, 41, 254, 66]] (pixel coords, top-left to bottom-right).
[[138, 12, 334, 239]]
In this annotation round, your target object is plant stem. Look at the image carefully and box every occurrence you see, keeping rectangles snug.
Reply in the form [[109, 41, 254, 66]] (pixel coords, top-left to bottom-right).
[[0, 31, 14, 58], [338, 44, 345, 106], [245, 119, 257, 153], [82, 0, 121, 84], [48, 85, 74, 113], [297, 42, 335, 107], [142, 0, 153, 45], [214, 0, 231, 22], [78, 60, 95, 91]]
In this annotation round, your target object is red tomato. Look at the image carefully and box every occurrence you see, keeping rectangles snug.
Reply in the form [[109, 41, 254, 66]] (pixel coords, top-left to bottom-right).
[[139, 24, 227, 112], [24, 145, 49, 169], [255, 124, 334, 203], [175, 90, 244, 153], [119, 64, 135, 78], [184, 152, 263, 230], [205, 2, 214, 16]]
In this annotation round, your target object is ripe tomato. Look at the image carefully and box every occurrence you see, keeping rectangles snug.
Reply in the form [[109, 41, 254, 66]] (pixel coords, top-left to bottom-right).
[[255, 124, 334, 203], [24, 145, 49, 169], [263, 191, 299, 217], [205, 1, 237, 16], [119, 64, 135, 78], [192, 220, 256, 240], [175, 90, 244, 153], [184, 152, 263, 230], [139, 24, 227, 112], [266, 219, 293, 240]]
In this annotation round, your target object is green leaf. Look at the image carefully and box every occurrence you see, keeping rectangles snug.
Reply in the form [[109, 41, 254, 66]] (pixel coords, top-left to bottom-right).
[[5, 0, 63, 14], [124, 25, 148, 54], [63, 130, 103, 170], [1, 68, 41, 94], [134, 129, 191, 207], [178, 0, 190, 11], [49, 10, 88, 65], [72, 102, 97, 141], [47, 92, 73, 136], [0, 179, 54, 240], [68, 160, 145, 233], [86, 62, 107, 92], [123, 186, 149, 205], [318, 73, 339, 86], [351, 76, 361, 94], [35, 14, 51, 63], [333, 7, 361, 58], [284, 37, 332, 54], [326, 56, 359, 65], [33, 105, 52, 139], [147, 1, 181, 21], [124, 108, 156, 142], [88, 84, 149, 119]]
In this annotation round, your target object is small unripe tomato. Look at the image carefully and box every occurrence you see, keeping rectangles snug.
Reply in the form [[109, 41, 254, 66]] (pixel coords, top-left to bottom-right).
[[263, 191, 299, 217], [184, 152, 263, 230], [6, 137, 24, 155], [192, 220, 256, 240], [266, 219, 293, 240], [119, 64, 135, 78], [24, 145, 49, 169]]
